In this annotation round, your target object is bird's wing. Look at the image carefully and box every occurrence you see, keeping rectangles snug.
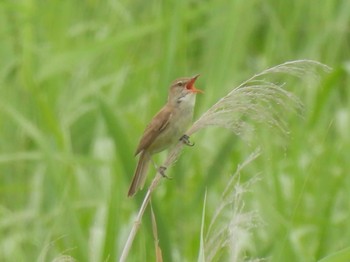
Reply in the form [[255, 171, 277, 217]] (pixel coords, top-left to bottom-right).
[[134, 106, 172, 156]]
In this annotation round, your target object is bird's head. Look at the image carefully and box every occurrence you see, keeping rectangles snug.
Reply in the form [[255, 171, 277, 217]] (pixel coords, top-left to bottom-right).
[[168, 74, 203, 105]]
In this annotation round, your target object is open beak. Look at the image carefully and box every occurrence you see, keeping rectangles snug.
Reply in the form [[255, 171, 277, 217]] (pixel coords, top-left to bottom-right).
[[186, 74, 203, 94]]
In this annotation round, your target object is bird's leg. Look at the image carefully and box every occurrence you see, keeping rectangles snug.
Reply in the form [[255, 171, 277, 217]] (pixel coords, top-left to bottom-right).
[[150, 158, 172, 179], [180, 134, 195, 146]]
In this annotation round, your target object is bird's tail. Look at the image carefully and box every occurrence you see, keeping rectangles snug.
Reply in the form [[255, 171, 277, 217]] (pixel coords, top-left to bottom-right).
[[128, 151, 151, 197]]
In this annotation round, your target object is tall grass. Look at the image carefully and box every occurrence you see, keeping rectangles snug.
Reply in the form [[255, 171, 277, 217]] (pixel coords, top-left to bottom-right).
[[0, 0, 349, 261]]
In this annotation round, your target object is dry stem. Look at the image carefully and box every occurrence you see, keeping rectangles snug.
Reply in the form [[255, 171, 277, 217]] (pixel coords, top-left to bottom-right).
[[119, 142, 185, 262]]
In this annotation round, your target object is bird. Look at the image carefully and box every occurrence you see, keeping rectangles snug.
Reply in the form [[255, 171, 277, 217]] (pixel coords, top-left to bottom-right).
[[128, 74, 203, 197]]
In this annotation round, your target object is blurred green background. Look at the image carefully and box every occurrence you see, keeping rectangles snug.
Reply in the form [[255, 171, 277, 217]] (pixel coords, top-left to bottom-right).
[[1, 0, 350, 261]]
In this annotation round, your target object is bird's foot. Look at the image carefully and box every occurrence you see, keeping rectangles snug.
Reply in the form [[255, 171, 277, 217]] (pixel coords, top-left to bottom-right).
[[158, 166, 172, 180], [180, 134, 195, 146]]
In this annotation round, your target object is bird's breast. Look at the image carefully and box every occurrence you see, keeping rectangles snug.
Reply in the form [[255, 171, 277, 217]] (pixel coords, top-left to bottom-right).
[[148, 98, 195, 154]]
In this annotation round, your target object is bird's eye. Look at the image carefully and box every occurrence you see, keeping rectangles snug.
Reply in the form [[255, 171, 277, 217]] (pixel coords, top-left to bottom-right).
[[177, 81, 183, 86]]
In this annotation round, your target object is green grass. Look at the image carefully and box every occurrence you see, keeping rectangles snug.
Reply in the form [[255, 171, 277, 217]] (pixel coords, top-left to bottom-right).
[[1, 0, 350, 261]]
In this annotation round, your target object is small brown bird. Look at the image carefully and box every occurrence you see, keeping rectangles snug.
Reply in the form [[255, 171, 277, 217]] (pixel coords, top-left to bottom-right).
[[128, 75, 203, 197]]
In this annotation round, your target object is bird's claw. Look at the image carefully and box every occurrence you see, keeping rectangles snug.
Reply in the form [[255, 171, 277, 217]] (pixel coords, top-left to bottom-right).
[[180, 134, 195, 146], [158, 166, 172, 180]]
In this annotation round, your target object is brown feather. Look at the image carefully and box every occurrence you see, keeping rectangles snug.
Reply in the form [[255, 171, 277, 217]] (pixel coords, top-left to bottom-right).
[[134, 106, 173, 156], [128, 150, 151, 197]]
